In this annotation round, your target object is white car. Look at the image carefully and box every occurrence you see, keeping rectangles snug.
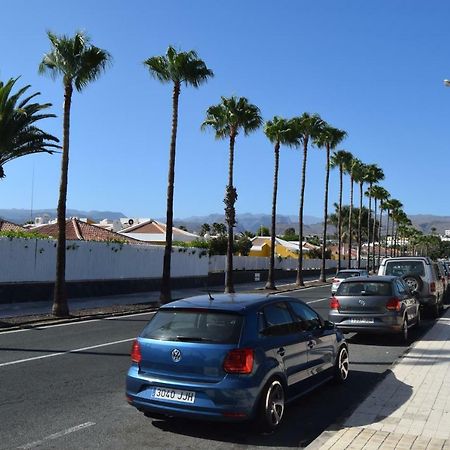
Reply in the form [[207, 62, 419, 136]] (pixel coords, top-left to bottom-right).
[[331, 269, 369, 294]]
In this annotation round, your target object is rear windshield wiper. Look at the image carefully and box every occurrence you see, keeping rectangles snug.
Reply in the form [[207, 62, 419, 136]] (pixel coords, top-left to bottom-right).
[[174, 335, 216, 342]]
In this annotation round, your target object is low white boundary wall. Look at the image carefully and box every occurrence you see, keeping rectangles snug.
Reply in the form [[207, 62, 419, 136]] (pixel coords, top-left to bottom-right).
[[0, 237, 337, 283]]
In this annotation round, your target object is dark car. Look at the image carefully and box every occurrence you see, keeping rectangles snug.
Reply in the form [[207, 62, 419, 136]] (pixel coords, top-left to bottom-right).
[[126, 294, 349, 432], [328, 275, 420, 342]]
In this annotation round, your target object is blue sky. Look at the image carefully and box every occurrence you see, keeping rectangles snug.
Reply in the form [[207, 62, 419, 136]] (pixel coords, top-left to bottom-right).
[[1, 0, 450, 220]]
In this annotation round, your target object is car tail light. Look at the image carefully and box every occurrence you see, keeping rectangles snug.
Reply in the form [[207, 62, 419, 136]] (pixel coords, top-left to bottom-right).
[[430, 282, 436, 293], [130, 339, 142, 364], [386, 297, 401, 311], [223, 348, 254, 374], [330, 297, 340, 310]]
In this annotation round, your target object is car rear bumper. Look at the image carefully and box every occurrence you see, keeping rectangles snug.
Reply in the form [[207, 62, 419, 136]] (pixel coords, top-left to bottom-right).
[[329, 313, 403, 334], [418, 295, 439, 307]]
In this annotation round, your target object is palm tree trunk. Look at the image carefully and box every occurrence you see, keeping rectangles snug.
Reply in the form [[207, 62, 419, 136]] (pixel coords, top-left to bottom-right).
[[378, 206, 383, 264], [224, 130, 236, 293], [372, 199, 378, 270], [266, 142, 280, 289], [337, 165, 343, 270], [385, 210, 391, 258], [160, 82, 180, 303], [357, 182, 363, 269], [347, 177, 354, 269], [52, 82, 72, 317], [367, 187, 373, 272], [320, 145, 331, 282], [296, 138, 309, 286]]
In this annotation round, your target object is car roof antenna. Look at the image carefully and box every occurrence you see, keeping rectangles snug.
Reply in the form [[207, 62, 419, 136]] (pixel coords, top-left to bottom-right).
[[208, 292, 214, 301]]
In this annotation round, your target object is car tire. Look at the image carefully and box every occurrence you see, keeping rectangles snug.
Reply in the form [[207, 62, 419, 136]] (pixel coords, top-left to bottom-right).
[[402, 274, 423, 293], [431, 302, 440, 319], [399, 318, 408, 344], [414, 308, 421, 328], [256, 379, 285, 433], [333, 346, 349, 384]]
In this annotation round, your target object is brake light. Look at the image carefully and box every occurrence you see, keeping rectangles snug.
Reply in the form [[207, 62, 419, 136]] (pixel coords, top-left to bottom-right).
[[430, 282, 436, 293], [130, 339, 142, 364], [223, 348, 254, 374], [386, 297, 401, 311], [330, 297, 340, 310]]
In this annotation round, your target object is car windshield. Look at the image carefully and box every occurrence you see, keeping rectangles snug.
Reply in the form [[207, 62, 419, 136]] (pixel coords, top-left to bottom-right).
[[337, 281, 393, 296], [140, 309, 243, 344], [384, 261, 425, 277], [336, 271, 363, 279]]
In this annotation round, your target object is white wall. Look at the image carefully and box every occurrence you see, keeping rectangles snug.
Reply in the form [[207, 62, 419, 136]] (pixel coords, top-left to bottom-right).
[[0, 237, 209, 283], [0, 237, 337, 283]]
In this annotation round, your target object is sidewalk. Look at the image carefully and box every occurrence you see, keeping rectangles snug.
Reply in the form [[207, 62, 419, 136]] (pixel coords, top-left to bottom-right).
[[309, 307, 450, 450], [0, 275, 328, 321]]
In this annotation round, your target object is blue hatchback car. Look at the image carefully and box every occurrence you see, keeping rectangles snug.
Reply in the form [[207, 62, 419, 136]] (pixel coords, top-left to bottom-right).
[[126, 294, 349, 431]]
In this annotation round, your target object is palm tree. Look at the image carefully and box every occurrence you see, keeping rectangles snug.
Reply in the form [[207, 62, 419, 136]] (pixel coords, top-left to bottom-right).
[[345, 157, 363, 268], [375, 187, 390, 263], [330, 150, 353, 270], [291, 113, 325, 286], [369, 185, 389, 268], [315, 125, 347, 281], [353, 162, 368, 269], [39, 31, 111, 317], [202, 96, 262, 293], [0, 78, 59, 178], [263, 117, 300, 289], [364, 164, 384, 271], [144, 46, 213, 303]]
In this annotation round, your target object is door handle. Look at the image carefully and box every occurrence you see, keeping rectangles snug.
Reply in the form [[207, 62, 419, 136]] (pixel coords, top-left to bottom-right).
[[308, 340, 315, 349], [277, 347, 285, 357]]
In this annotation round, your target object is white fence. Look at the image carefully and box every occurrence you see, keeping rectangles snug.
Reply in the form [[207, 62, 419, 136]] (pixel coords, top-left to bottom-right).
[[0, 237, 337, 283], [0, 237, 208, 283], [208, 256, 337, 272]]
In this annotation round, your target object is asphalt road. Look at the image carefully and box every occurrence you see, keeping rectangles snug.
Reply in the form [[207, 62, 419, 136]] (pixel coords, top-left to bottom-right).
[[0, 285, 438, 449]]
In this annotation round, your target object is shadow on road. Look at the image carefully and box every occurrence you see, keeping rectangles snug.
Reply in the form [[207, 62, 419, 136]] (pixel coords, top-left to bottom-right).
[[147, 369, 396, 448]]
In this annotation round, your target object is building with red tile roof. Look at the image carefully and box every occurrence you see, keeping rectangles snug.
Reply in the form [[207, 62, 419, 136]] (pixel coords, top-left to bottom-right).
[[35, 218, 144, 244], [0, 219, 28, 232]]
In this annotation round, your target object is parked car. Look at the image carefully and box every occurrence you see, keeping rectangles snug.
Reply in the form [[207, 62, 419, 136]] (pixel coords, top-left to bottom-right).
[[377, 256, 444, 318], [331, 269, 369, 294], [329, 275, 420, 342], [126, 294, 348, 432]]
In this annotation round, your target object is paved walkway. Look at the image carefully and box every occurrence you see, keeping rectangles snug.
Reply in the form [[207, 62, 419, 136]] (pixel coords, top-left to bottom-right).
[[309, 307, 450, 450], [0, 276, 325, 319]]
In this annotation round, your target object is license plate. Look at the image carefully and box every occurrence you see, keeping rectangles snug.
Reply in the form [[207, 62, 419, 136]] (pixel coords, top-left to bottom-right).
[[349, 318, 374, 324], [151, 387, 195, 404]]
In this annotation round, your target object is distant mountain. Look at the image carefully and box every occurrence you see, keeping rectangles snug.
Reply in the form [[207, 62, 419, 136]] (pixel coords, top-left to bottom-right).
[[408, 215, 450, 234], [0, 209, 126, 224]]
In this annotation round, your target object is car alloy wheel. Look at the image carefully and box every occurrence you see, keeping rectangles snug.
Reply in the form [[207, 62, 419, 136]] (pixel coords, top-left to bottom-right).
[[334, 346, 349, 383], [260, 380, 285, 432]]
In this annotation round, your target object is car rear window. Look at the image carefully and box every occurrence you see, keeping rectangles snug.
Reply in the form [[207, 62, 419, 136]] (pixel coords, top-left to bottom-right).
[[337, 281, 393, 296], [336, 271, 363, 279], [384, 261, 425, 277], [140, 309, 243, 344]]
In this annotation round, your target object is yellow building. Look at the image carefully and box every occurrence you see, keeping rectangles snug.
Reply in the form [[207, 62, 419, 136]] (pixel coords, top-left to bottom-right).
[[249, 236, 319, 259]]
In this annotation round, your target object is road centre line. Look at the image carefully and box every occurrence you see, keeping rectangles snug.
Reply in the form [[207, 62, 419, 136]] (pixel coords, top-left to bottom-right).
[[18, 422, 96, 449], [0, 338, 134, 368]]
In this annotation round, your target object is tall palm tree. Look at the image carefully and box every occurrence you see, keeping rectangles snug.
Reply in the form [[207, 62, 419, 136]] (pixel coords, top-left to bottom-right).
[[202, 96, 262, 293], [375, 188, 390, 263], [364, 164, 384, 271], [330, 150, 353, 270], [387, 199, 403, 256], [291, 113, 325, 286], [263, 117, 300, 289], [144, 46, 213, 303], [314, 125, 347, 282], [354, 162, 368, 269], [345, 157, 363, 268], [0, 78, 59, 177], [369, 185, 389, 268], [39, 31, 111, 317]]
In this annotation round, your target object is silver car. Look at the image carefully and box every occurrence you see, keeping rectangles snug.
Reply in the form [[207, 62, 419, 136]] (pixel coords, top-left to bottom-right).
[[329, 275, 420, 342], [331, 269, 369, 294]]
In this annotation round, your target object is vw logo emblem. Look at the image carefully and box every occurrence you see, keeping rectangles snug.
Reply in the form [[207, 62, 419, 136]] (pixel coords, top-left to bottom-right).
[[358, 299, 366, 306], [171, 349, 182, 362]]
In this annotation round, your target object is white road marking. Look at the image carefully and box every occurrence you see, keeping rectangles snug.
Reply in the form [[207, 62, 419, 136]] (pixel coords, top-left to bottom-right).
[[0, 338, 134, 368], [18, 421, 96, 449], [306, 297, 330, 304], [0, 311, 155, 335]]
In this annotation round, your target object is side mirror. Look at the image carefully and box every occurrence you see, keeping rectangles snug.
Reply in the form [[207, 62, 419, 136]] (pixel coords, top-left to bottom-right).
[[322, 320, 335, 331]]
